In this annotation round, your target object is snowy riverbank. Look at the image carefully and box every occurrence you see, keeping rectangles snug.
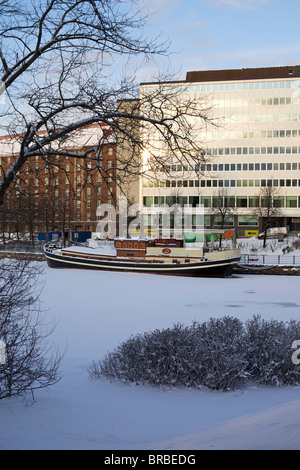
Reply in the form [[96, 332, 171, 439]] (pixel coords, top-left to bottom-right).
[[1, 264, 300, 449]]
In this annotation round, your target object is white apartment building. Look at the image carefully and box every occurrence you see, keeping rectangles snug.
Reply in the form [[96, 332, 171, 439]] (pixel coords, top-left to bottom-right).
[[139, 66, 300, 236]]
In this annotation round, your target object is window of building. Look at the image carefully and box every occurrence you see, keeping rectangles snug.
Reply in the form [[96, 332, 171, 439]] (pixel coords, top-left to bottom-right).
[[249, 197, 259, 208], [286, 196, 297, 208], [154, 196, 164, 206], [201, 196, 211, 208], [143, 196, 153, 207], [237, 197, 247, 208], [212, 196, 223, 208], [178, 196, 187, 207], [238, 216, 258, 226], [225, 196, 235, 207], [189, 196, 199, 207], [213, 215, 234, 226], [274, 197, 284, 207], [166, 196, 176, 206]]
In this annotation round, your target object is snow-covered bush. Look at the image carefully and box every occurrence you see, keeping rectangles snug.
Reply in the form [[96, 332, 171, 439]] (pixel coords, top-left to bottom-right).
[[90, 317, 242, 391], [245, 315, 300, 387], [189, 317, 248, 391], [89, 315, 300, 391]]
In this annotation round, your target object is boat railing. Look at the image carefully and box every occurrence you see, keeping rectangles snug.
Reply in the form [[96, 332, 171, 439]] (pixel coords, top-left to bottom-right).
[[44, 243, 59, 253]]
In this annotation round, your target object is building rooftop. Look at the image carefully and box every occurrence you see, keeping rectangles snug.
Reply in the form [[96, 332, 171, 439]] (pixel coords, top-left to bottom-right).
[[141, 65, 300, 86], [186, 65, 300, 83]]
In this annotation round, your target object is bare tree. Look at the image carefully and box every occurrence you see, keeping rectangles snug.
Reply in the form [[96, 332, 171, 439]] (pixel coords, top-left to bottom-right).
[[254, 184, 283, 248], [211, 188, 235, 228], [0, 0, 214, 205], [0, 259, 62, 401], [211, 188, 236, 247]]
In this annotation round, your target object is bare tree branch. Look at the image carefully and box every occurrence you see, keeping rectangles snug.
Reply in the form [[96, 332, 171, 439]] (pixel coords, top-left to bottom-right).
[[0, 0, 215, 205]]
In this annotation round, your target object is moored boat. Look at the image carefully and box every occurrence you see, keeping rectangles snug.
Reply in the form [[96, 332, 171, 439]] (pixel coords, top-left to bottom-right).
[[44, 235, 241, 278]]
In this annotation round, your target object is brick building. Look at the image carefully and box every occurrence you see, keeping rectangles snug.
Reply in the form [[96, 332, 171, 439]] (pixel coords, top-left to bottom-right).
[[0, 123, 116, 239]]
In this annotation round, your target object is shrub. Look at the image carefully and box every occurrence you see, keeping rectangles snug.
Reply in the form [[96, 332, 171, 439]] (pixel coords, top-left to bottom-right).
[[89, 315, 300, 391], [245, 315, 300, 387]]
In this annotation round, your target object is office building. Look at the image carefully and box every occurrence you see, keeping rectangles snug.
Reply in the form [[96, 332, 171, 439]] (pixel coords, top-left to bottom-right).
[[140, 66, 300, 235]]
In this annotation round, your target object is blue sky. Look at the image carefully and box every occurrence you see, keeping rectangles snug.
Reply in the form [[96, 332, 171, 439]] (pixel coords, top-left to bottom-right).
[[136, 0, 300, 82]]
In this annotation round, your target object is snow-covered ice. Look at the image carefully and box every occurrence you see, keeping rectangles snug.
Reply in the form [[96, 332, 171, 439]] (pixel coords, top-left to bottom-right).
[[1, 241, 300, 449]]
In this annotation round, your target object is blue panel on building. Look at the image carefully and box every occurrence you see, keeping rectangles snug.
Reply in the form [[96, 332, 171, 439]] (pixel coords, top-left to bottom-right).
[[38, 232, 62, 241], [71, 231, 92, 243]]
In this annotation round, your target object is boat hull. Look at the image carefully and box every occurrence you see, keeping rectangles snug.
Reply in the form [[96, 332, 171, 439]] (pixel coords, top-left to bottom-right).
[[44, 249, 240, 278]]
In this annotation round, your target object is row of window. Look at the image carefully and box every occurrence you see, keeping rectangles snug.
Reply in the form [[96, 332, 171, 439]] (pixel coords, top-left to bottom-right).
[[225, 113, 300, 123], [209, 145, 300, 156], [145, 179, 300, 189], [202, 162, 299, 172], [148, 161, 300, 177], [140, 214, 259, 228], [150, 148, 300, 174], [143, 195, 300, 209], [215, 96, 295, 107], [143, 79, 300, 96], [212, 216, 258, 227], [209, 128, 300, 140]]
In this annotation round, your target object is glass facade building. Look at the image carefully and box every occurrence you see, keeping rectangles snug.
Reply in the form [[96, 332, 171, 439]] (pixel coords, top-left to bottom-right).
[[140, 66, 300, 234]]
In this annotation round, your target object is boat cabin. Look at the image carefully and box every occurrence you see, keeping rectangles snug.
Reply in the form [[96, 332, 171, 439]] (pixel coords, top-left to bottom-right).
[[114, 239, 150, 258], [114, 238, 183, 258]]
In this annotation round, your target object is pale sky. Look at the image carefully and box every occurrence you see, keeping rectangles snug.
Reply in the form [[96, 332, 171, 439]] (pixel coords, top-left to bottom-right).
[[136, 0, 300, 82]]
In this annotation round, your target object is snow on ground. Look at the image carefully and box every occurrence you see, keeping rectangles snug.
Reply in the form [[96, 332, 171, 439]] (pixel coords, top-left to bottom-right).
[[1, 237, 300, 450]]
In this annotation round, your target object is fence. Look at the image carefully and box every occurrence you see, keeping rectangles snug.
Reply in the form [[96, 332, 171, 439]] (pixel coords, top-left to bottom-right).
[[240, 254, 300, 266]]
